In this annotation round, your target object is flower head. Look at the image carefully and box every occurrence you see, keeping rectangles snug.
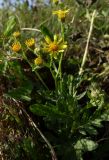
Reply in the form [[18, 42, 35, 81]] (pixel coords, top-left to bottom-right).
[[43, 35, 67, 58], [13, 31, 20, 38], [11, 42, 21, 52], [25, 38, 35, 47], [53, 9, 69, 22], [34, 56, 43, 65]]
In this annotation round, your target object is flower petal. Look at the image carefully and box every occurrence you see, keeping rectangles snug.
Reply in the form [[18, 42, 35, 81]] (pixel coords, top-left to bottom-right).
[[54, 34, 58, 42], [52, 10, 59, 15], [59, 44, 67, 50], [45, 36, 52, 44], [65, 9, 70, 13], [58, 50, 64, 52], [57, 38, 63, 44]]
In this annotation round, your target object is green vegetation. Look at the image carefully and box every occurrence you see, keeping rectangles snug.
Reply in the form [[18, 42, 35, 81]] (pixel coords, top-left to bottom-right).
[[1, 0, 109, 160]]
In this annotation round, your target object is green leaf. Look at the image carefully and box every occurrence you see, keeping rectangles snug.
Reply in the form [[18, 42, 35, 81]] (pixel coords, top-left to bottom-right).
[[5, 80, 33, 101], [79, 130, 87, 135], [84, 125, 98, 135], [74, 139, 98, 151], [76, 91, 86, 100], [3, 16, 16, 36], [75, 150, 83, 160], [91, 119, 103, 128], [101, 112, 109, 121], [23, 137, 37, 160], [40, 25, 53, 40], [30, 103, 67, 119]]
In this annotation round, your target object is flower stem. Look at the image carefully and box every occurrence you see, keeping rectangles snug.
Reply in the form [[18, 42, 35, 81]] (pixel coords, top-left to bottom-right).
[[56, 53, 63, 79], [56, 22, 65, 79], [61, 22, 65, 40], [22, 51, 49, 90], [49, 55, 57, 88]]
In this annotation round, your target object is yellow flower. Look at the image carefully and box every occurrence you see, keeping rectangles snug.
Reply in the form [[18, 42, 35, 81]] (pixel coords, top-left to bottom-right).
[[34, 57, 43, 65], [13, 31, 20, 38], [11, 42, 21, 52], [53, 9, 69, 21], [25, 38, 35, 47], [43, 35, 67, 57]]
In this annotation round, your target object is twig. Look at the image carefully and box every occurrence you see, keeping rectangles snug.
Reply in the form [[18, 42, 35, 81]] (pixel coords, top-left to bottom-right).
[[22, 107, 57, 160], [79, 10, 96, 75], [96, 137, 109, 143], [12, 99, 57, 160], [21, 28, 41, 32]]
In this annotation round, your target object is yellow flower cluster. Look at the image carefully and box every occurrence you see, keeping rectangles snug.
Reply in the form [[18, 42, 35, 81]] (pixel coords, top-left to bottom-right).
[[11, 4, 69, 65], [11, 42, 21, 52], [25, 38, 35, 47], [53, 9, 69, 22], [11, 37, 36, 53], [13, 31, 20, 38]]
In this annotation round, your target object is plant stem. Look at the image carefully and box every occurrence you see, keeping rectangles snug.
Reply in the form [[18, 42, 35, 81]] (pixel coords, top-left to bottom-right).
[[79, 10, 96, 75], [22, 51, 49, 90], [56, 53, 63, 79], [61, 22, 64, 40], [56, 22, 65, 79], [34, 71, 49, 90]]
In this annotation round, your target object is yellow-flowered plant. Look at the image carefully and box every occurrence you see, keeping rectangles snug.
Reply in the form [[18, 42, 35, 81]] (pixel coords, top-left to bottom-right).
[[34, 56, 43, 65], [13, 31, 20, 38], [11, 41, 21, 52], [53, 9, 69, 22], [43, 34, 67, 58], [25, 38, 35, 47]]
